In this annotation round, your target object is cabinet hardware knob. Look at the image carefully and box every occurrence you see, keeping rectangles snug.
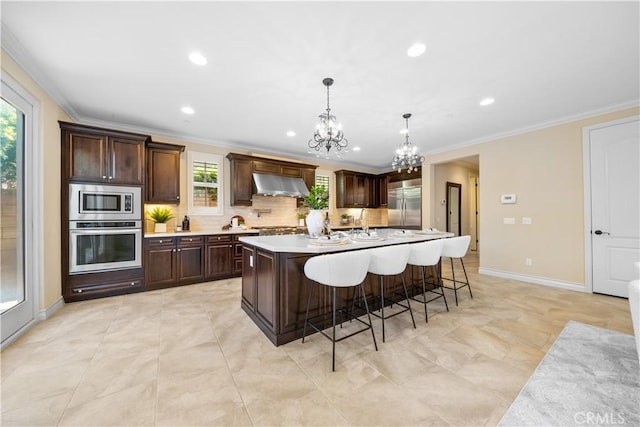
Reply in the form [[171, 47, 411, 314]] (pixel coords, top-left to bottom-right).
[[189, 238, 193, 242], [159, 240, 163, 243], [131, 282, 135, 286], [178, 248, 181, 252], [172, 248, 176, 252], [75, 289, 83, 293], [176, 195, 180, 200], [102, 175, 107, 179], [108, 176, 113, 180]]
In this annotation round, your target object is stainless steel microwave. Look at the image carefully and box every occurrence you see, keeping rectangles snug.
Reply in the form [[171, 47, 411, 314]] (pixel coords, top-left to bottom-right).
[[69, 183, 141, 221]]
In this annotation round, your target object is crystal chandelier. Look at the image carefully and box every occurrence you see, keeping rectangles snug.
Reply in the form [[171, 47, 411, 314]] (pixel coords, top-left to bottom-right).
[[308, 77, 348, 157], [392, 113, 424, 173]]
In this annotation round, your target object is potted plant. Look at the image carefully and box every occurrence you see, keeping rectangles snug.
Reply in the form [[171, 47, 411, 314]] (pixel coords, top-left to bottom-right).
[[148, 206, 174, 233], [303, 185, 328, 237], [340, 213, 350, 225]]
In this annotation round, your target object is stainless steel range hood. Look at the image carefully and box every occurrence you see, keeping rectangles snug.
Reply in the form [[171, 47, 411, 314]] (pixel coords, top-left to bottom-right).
[[252, 173, 310, 198]]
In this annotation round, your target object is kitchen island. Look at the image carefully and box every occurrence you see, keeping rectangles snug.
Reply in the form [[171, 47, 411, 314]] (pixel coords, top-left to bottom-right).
[[239, 229, 453, 345]]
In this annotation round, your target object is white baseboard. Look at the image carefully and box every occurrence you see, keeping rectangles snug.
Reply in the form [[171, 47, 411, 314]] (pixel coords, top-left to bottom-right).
[[478, 267, 587, 293], [37, 296, 65, 320]]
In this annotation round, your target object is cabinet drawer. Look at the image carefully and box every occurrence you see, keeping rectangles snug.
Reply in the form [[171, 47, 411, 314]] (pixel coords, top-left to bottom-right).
[[208, 235, 232, 244], [178, 235, 204, 246], [71, 279, 144, 297], [147, 237, 176, 247], [233, 233, 257, 242]]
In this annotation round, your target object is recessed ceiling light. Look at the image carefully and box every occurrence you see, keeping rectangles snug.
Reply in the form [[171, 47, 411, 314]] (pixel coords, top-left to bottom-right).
[[407, 43, 426, 57], [188, 52, 207, 66], [352, 146, 361, 152], [181, 106, 195, 114], [479, 97, 495, 106], [286, 131, 296, 137]]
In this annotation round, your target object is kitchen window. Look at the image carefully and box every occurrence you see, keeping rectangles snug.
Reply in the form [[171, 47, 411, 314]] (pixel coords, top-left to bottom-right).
[[315, 170, 333, 213], [187, 151, 223, 215]]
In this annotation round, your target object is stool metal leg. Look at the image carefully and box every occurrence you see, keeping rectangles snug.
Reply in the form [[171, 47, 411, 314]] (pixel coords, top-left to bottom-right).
[[360, 283, 378, 351], [332, 287, 337, 372], [450, 257, 459, 306], [437, 264, 449, 312], [421, 266, 429, 323], [400, 272, 416, 329], [461, 258, 473, 299], [379, 275, 386, 342]]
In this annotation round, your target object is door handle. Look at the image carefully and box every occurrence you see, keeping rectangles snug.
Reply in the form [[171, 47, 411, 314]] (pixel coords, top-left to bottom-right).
[[594, 230, 610, 235]]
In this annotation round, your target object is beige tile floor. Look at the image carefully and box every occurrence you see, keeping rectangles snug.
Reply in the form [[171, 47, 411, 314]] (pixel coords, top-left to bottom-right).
[[1, 252, 634, 426]]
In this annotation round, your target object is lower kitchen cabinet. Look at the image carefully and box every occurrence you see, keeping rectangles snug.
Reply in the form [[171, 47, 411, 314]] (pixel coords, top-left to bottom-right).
[[144, 232, 257, 292], [206, 234, 233, 279], [145, 235, 205, 290]]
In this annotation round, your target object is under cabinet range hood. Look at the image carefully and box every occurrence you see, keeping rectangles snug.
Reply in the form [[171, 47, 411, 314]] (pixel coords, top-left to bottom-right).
[[252, 173, 310, 198]]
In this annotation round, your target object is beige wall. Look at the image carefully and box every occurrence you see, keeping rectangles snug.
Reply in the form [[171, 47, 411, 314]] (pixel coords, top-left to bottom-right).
[[425, 106, 640, 287], [2, 50, 71, 310]]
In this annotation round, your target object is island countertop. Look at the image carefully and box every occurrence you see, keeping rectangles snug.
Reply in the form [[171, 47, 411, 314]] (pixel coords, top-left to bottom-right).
[[238, 228, 453, 253]]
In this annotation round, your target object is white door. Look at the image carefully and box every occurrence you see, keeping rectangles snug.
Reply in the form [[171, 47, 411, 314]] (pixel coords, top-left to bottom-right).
[[588, 117, 639, 297], [1, 77, 38, 346]]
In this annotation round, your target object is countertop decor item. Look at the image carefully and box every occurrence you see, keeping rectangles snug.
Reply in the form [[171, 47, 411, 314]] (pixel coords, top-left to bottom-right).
[[391, 113, 425, 173], [303, 185, 329, 237], [148, 206, 174, 233], [308, 77, 348, 158]]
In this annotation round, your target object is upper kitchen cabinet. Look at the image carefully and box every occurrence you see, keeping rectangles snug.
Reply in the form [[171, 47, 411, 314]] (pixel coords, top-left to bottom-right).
[[60, 121, 148, 185], [226, 153, 317, 206], [146, 141, 185, 204], [335, 170, 375, 208]]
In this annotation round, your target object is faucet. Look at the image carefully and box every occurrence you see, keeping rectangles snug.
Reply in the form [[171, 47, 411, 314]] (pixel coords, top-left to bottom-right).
[[358, 208, 369, 235]]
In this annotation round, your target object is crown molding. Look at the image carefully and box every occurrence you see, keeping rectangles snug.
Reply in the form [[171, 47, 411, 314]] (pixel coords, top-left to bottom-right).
[[1, 26, 80, 121]]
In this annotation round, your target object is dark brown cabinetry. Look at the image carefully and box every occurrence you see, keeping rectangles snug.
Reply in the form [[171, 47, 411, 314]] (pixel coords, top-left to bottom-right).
[[146, 141, 185, 204], [145, 236, 205, 290], [206, 234, 233, 278], [377, 175, 388, 207], [335, 170, 373, 208], [226, 153, 317, 206], [60, 121, 147, 185]]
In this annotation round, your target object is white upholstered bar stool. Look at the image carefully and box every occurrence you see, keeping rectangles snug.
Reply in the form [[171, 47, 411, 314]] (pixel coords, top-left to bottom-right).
[[302, 250, 378, 371], [367, 244, 416, 342], [440, 235, 473, 306], [407, 239, 449, 322]]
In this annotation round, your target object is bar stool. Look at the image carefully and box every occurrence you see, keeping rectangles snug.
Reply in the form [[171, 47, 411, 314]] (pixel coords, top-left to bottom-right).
[[440, 235, 473, 306], [407, 239, 449, 322], [302, 250, 377, 371], [366, 244, 415, 342]]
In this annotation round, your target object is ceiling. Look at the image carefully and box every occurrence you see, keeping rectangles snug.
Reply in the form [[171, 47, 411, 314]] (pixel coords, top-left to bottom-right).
[[2, 1, 638, 172]]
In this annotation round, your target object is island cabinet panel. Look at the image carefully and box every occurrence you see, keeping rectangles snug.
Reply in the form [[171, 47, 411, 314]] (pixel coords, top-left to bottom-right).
[[241, 246, 256, 311], [255, 250, 277, 332]]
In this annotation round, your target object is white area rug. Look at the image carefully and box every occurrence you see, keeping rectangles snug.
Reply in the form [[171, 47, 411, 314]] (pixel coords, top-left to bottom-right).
[[499, 321, 639, 426]]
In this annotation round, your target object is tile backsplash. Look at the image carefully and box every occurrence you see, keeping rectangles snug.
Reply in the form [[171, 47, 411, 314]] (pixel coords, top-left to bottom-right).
[[145, 196, 388, 233]]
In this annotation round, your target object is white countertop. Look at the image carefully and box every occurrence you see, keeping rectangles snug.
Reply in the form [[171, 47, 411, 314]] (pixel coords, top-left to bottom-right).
[[238, 228, 453, 253], [144, 228, 259, 238]]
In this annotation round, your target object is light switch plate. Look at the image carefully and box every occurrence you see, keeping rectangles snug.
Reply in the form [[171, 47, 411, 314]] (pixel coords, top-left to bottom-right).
[[522, 217, 532, 224], [501, 194, 517, 204], [503, 217, 515, 224]]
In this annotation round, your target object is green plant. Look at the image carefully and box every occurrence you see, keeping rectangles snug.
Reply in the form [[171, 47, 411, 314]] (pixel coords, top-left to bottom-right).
[[341, 213, 349, 219], [148, 206, 174, 223], [303, 185, 329, 210]]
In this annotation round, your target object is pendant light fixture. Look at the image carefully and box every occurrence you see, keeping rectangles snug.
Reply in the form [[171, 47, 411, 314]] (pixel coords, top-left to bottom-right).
[[308, 77, 348, 157], [392, 113, 424, 173]]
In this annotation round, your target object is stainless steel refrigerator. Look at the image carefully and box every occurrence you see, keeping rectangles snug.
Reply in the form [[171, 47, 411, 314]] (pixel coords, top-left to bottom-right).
[[388, 178, 421, 229]]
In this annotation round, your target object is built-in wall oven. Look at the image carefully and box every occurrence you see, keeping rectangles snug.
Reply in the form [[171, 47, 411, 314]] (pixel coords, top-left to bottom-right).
[[68, 184, 142, 274]]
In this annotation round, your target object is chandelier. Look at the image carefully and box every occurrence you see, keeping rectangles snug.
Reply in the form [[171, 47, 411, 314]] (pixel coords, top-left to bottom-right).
[[392, 113, 424, 173], [308, 77, 348, 156]]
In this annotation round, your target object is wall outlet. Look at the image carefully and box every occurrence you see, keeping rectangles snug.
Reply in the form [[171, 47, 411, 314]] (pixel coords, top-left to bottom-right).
[[522, 217, 532, 225], [503, 217, 516, 224], [525, 258, 532, 266]]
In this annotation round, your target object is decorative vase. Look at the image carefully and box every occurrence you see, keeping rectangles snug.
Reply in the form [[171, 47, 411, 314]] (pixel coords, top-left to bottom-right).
[[306, 210, 323, 237], [154, 222, 167, 233], [298, 218, 305, 227]]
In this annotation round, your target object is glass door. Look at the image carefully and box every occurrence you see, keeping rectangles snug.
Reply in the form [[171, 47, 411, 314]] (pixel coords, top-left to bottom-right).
[[1, 79, 35, 345]]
